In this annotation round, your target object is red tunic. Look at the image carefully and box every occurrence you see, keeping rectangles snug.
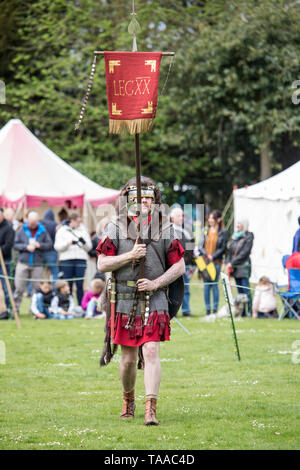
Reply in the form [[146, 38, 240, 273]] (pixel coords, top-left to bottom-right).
[[96, 236, 184, 347]]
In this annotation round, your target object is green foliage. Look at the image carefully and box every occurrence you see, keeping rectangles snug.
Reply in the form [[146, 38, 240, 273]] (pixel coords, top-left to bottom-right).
[[1, 0, 300, 206], [161, 0, 300, 201], [71, 159, 135, 191]]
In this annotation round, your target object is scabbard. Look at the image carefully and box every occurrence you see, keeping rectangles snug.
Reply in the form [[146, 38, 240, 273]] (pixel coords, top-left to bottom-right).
[[110, 275, 116, 343], [138, 240, 146, 319]]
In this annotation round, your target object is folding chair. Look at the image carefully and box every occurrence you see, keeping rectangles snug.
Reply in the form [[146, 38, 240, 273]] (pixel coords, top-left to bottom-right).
[[277, 268, 300, 320]]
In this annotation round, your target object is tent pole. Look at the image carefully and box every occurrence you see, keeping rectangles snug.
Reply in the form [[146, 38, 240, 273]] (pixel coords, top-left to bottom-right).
[[0, 248, 21, 330], [87, 200, 98, 233], [15, 200, 23, 221]]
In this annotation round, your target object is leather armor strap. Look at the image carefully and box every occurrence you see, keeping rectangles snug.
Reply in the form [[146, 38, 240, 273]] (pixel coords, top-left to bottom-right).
[[116, 289, 159, 300]]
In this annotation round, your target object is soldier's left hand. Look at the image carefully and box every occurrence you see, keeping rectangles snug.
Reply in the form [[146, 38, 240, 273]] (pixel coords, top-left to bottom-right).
[[136, 278, 157, 291]]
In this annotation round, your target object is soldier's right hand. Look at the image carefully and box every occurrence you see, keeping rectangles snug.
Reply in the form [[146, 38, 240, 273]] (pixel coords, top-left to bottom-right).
[[131, 240, 147, 260]]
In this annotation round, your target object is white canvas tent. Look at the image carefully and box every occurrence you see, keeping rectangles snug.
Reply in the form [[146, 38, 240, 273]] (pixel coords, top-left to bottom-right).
[[0, 119, 119, 285], [0, 118, 120, 287], [0, 119, 119, 212], [233, 161, 300, 285]]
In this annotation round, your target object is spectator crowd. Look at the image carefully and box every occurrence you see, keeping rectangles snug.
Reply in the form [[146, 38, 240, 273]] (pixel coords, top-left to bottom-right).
[[0, 205, 298, 321], [0, 207, 105, 320]]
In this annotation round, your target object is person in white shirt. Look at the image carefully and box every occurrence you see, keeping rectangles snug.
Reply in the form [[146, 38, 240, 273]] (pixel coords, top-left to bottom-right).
[[54, 212, 92, 305], [252, 276, 278, 319]]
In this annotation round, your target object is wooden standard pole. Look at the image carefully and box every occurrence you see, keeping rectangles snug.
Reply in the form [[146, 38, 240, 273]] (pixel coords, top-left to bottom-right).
[[135, 134, 145, 317], [0, 248, 21, 330], [135, 133, 142, 241]]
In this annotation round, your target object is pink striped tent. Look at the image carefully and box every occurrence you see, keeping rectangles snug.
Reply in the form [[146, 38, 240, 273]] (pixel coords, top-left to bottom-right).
[[0, 119, 119, 210]]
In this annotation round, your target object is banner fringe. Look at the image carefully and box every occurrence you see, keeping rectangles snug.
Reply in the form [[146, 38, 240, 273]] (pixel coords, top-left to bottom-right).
[[109, 118, 154, 135]]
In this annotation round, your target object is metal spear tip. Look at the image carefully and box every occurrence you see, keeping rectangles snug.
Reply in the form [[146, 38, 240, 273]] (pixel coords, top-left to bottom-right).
[[128, 14, 141, 35]]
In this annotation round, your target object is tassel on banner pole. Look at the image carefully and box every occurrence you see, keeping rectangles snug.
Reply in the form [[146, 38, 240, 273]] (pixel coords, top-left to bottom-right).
[[109, 118, 154, 135], [75, 54, 97, 131]]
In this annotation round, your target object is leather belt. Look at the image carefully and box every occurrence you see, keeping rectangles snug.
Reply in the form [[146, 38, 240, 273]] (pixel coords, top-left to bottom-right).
[[116, 291, 157, 300], [115, 281, 167, 328]]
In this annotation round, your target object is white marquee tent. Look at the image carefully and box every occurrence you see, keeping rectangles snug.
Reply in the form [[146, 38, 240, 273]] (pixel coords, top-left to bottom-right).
[[233, 161, 300, 285], [0, 119, 119, 211], [0, 118, 121, 286]]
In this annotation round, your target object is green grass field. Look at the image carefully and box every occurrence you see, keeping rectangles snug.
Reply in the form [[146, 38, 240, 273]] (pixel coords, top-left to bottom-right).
[[0, 280, 299, 450]]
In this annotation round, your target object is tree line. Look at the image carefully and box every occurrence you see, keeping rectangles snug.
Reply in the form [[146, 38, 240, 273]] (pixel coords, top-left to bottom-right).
[[1, 0, 300, 206]]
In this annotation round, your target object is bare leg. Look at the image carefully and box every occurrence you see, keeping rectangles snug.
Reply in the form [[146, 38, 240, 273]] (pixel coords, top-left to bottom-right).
[[142, 341, 161, 398], [120, 345, 138, 393]]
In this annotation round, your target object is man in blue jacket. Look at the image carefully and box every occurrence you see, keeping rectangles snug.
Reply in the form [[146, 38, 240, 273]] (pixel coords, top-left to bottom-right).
[[13, 211, 52, 315]]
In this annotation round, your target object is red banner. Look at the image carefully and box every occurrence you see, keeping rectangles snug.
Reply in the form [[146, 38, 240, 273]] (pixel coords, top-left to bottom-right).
[[104, 52, 162, 134]]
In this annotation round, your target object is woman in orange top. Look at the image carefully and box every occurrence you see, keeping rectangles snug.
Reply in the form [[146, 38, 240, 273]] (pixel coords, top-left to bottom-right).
[[195, 210, 228, 315]]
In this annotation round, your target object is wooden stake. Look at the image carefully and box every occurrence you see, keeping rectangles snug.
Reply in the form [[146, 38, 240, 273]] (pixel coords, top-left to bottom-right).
[[0, 248, 21, 330]]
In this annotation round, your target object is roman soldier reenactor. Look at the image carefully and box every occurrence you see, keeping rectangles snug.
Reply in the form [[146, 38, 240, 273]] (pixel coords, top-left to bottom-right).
[[97, 176, 185, 426]]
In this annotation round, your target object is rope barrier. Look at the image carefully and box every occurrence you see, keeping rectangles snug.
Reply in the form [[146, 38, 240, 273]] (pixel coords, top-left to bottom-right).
[[0, 273, 86, 283], [1, 273, 298, 294], [3, 260, 297, 270], [190, 280, 299, 296], [0, 275, 252, 288], [0, 263, 88, 268], [187, 281, 258, 292], [188, 281, 255, 291]]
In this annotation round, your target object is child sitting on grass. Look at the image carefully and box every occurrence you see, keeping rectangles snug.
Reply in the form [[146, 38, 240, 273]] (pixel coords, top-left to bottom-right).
[[51, 280, 75, 319], [30, 280, 55, 319], [81, 278, 105, 319], [252, 276, 278, 319]]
